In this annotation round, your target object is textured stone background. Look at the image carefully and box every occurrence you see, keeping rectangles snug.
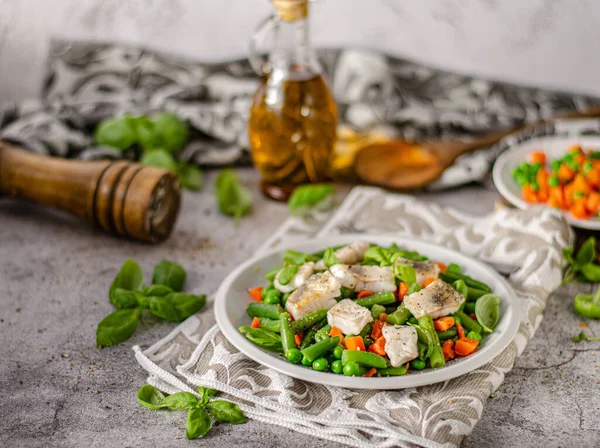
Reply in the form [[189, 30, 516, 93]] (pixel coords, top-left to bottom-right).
[[1, 0, 600, 101]]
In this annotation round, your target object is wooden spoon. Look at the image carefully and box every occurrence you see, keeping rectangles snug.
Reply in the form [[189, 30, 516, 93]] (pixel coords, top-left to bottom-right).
[[354, 107, 600, 190]]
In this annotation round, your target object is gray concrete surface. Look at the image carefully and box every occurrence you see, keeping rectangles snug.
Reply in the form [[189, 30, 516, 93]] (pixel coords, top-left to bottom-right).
[[1, 169, 599, 447]]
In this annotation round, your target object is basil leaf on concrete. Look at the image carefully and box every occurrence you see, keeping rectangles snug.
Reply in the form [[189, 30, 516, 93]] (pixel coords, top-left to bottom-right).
[[94, 116, 138, 151], [206, 400, 246, 424], [96, 308, 140, 348], [214, 169, 252, 221], [152, 113, 189, 154], [185, 407, 212, 439], [109, 258, 144, 308], [163, 392, 199, 410], [137, 384, 167, 410], [140, 285, 174, 297], [110, 288, 142, 309], [178, 163, 204, 191], [140, 149, 179, 173], [288, 184, 335, 216], [148, 293, 206, 322], [152, 260, 187, 292]]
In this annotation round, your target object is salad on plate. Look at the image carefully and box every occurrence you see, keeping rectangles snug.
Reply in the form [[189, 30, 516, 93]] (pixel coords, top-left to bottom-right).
[[238, 241, 501, 378]]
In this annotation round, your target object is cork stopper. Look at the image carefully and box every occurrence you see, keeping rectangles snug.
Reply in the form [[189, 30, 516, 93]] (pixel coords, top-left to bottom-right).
[[272, 0, 308, 21]]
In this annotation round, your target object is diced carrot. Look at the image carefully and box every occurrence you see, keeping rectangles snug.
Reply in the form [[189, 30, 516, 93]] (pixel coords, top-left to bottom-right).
[[398, 282, 409, 301], [435, 262, 448, 272], [434, 316, 455, 332], [522, 185, 537, 203], [368, 336, 387, 356], [575, 153, 586, 165], [557, 164, 575, 182], [587, 191, 600, 214], [569, 144, 583, 154], [423, 277, 436, 288], [564, 183, 574, 208], [454, 337, 479, 356], [345, 335, 366, 352], [294, 333, 304, 347], [529, 151, 546, 165], [572, 174, 591, 195], [442, 339, 455, 361], [357, 290, 373, 299], [248, 287, 264, 302], [585, 167, 600, 188], [456, 321, 466, 339], [363, 367, 378, 378], [330, 326, 344, 341], [379, 313, 388, 322], [571, 198, 590, 220], [548, 186, 565, 209], [251, 316, 261, 329], [371, 320, 385, 340]]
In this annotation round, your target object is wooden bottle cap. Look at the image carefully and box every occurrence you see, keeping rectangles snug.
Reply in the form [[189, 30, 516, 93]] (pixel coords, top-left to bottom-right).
[[272, 0, 308, 21]]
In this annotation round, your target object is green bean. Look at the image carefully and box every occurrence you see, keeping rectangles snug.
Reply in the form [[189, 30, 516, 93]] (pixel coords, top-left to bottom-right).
[[247, 303, 282, 320], [410, 358, 427, 370], [359, 322, 373, 339], [378, 365, 408, 376], [264, 290, 281, 305], [299, 318, 328, 350], [441, 271, 491, 293], [370, 304, 386, 320], [258, 318, 281, 333], [281, 292, 290, 307], [277, 266, 298, 286], [261, 285, 276, 299], [290, 309, 328, 334], [280, 313, 296, 353], [264, 266, 282, 282], [467, 287, 488, 301], [315, 325, 332, 342], [341, 350, 387, 368], [385, 305, 399, 314], [418, 315, 445, 368], [386, 303, 412, 325], [355, 291, 396, 308], [301, 336, 341, 362], [453, 310, 483, 333], [436, 327, 457, 341], [452, 279, 468, 297], [464, 302, 476, 315], [340, 286, 355, 299]]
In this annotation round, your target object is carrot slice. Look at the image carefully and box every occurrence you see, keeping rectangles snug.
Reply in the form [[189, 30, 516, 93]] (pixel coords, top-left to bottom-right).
[[248, 287, 264, 302], [398, 282, 409, 301], [571, 198, 590, 219], [357, 290, 373, 299], [522, 185, 538, 203], [557, 164, 575, 182], [529, 151, 546, 164], [345, 336, 366, 352], [363, 367, 378, 378], [435, 262, 448, 272], [371, 320, 386, 340], [434, 316, 455, 332], [423, 277, 436, 288], [442, 339, 455, 361], [251, 316, 261, 329], [456, 321, 466, 339], [572, 174, 591, 196], [330, 326, 344, 341], [564, 183, 575, 208], [455, 337, 479, 356], [585, 167, 600, 188], [294, 333, 304, 347], [368, 336, 387, 356], [587, 191, 600, 214]]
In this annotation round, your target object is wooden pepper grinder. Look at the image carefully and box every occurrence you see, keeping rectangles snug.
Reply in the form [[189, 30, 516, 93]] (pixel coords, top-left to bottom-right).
[[0, 142, 181, 243]]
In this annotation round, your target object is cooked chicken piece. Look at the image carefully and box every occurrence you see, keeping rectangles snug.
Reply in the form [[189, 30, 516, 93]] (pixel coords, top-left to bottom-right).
[[394, 257, 440, 285], [274, 262, 315, 293], [327, 299, 373, 335], [315, 241, 370, 270], [403, 279, 465, 319], [382, 325, 419, 367], [329, 264, 396, 293], [285, 271, 341, 320]]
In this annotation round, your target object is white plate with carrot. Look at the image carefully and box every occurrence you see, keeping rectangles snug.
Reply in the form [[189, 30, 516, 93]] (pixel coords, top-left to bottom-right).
[[214, 235, 520, 390], [493, 135, 600, 229]]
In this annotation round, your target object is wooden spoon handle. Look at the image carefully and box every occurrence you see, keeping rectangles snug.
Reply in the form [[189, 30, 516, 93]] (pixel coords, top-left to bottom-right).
[[0, 142, 181, 243]]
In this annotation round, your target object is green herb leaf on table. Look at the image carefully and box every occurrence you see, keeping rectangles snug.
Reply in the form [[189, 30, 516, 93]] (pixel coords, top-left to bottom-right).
[[573, 286, 600, 319], [96, 308, 140, 348], [151, 113, 189, 154], [140, 148, 179, 173], [163, 392, 199, 410], [575, 237, 596, 266], [283, 249, 317, 266], [130, 115, 156, 150], [178, 163, 204, 191], [137, 385, 168, 410], [394, 263, 417, 286], [152, 260, 187, 292], [185, 407, 212, 439], [111, 288, 142, 309], [475, 294, 500, 333], [323, 248, 339, 268], [198, 386, 219, 399], [563, 237, 600, 283], [214, 169, 252, 222], [94, 117, 138, 151], [287, 184, 335, 216], [108, 258, 144, 308], [140, 284, 174, 297], [572, 331, 600, 342], [148, 293, 206, 322], [206, 400, 247, 424], [238, 326, 283, 352]]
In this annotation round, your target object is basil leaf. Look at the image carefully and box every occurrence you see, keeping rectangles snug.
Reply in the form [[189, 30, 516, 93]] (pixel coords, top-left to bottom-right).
[[152, 113, 189, 154], [178, 163, 204, 191], [452, 280, 469, 298], [206, 400, 246, 424], [109, 258, 144, 308], [111, 288, 142, 309], [214, 169, 252, 221], [137, 384, 167, 410], [580, 263, 600, 282], [238, 327, 283, 352], [576, 237, 596, 266], [563, 246, 575, 265], [94, 116, 137, 150], [323, 248, 340, 268], [131, 115, 157, 150], [394, 263, 417, 285], [148, 293, 206, 322], [96, 308, 140, 348], [277, 266, 298, 286], [140, 285, 174, 297], [407, 283, 422, 295], [283, 249, 316, 266], [288, 184, 335, 215], [363, 246, 391, 266], [474, 294, 500, 333], [198, 386, 219, 398], [185, 407, 212, 439], [163, 392, 199, 410], [152, 260, 187, 292], [140, 148, 179, 173]]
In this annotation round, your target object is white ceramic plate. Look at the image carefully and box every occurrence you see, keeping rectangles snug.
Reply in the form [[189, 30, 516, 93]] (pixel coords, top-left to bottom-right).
[[215, 234, 521, 390], [493, 135, 600, 230]]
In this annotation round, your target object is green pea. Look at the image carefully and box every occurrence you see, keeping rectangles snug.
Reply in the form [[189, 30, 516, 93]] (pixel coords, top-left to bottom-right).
[[312, 357, 329, 372], [301, 356, 312, 367], [574, 191, 585, 199], [331, 360, 343, 374], [332, 345, 345, 359], [467, 331, 482, 342], [447, 263, 461, 273], [548, 176, 560, 187], [410, 358, 427, 370], [343, 361, 367, 377], [285, 348, 303, 364], [584, 161, 594, 172], [530, 181, 539, 192], [551, 160, 561, 172]]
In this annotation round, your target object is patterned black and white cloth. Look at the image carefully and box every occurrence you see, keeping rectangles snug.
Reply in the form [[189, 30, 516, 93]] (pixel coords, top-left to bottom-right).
[[1, 40, 598, 189]]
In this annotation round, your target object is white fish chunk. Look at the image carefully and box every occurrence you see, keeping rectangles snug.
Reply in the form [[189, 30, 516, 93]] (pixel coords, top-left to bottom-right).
[[315, 241, 370, 270], [394, 257, 440, 285], [327, 299, 373, 335], [382, 325, 419, 367], [285, 271, 341, 320], [329, 264, 396, 293], [403, 279, 465, 319], [274, 262, 315, 293]]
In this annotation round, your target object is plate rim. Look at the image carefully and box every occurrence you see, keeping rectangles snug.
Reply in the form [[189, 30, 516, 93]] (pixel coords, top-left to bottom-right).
[[492, 135, 600, 230], [214, 234, 521, 390]]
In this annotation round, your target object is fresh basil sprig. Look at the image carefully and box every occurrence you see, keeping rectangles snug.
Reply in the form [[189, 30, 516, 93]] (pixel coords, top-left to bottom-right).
[[137, 385, 246, 439], [288, 184, 335, 216], [564, 237, 600, 283], [322, 248, 340, 268], [214, 169, 252, 222], [97, 259, 206, 348]]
